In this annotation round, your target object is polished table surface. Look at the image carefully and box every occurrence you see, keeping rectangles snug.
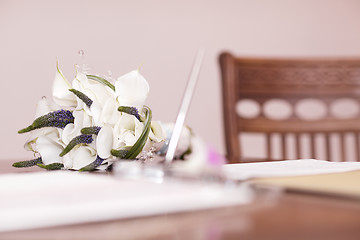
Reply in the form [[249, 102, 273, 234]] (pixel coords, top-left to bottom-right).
[[1, 160, 360, 240]]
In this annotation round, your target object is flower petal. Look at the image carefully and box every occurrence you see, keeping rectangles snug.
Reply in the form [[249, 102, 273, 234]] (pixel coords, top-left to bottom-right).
[[35, 98, 52, 118], [149, 121, 166, 142], [100, 98, 120, 125], [36, 135, 64, 165], [61, 110, 92, 144], [115, 70, 149, 108], [96, 125, 113, 159], [70, 146, 97, 170], [52, 64, 77, 107]]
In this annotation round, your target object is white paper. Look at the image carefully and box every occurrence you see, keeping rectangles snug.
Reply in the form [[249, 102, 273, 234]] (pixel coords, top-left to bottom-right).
[[222, 159, 360, 181], [0, 171, 252, 232]]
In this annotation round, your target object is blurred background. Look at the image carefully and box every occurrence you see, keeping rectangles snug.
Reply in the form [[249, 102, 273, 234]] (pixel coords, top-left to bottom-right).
[[1, 0, 360, 161]]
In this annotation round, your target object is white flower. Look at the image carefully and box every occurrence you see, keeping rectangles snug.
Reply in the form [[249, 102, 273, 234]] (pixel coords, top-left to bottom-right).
[[24, 98, 59, 152], [66, 146, 97, 170], [160, 123, 192, 158], [73, 71, 115, 107], [91, 97, 120, 126], [52, 64, 77, 107], [115, 70, 150, 109], [61, 110, 93, 144], [96, 125, 113, 159], [36, 134, 64, 165], [112, 114, 144, 149]]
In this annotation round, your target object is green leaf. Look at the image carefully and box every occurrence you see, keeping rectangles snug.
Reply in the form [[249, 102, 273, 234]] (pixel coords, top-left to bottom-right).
[[124, 106, 152, 159], [110, 149, 129, 158], [87, 75, 115, 91], [79, 156, 104, 172], [37, 163, 64, 170], [12, 158, 42, 168]]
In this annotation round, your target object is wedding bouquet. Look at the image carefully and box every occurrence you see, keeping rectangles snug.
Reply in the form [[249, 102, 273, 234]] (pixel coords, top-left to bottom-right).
[[14, 63, 173, 171], [14, 59, 224, 172]]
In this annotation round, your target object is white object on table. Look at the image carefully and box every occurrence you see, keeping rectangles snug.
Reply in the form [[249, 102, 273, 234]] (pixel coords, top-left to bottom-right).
[[222, 159, 360, 181], [0, 171, 252, 232]]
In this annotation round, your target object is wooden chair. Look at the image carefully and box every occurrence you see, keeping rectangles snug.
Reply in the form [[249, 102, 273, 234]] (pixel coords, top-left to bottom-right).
[[219, 52, 360, 163]]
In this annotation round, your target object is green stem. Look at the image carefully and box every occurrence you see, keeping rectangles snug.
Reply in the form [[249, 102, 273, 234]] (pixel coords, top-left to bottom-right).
[[87, 75, 115, 91], [125, 106, 152, 159]]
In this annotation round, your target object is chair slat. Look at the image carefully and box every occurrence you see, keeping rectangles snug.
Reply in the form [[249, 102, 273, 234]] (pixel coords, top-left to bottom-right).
[[325, 134, 331, 161], [355, 132, 360, 162], [295, 134, 301, 159], [266, 133, 272, 160], [340, 133, 346, 162], [310, 134, 316, 159], [281, 134, 287, 159]]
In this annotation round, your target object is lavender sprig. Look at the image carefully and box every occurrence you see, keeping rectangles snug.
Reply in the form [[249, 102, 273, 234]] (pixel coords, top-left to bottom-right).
[[79, 155, 105, 172], [81, 126, 101, 135], [69, 89, 93, 108], [12, 157, 42, 168], [118, 106, 141, 121], [18, 110, 74, 133], [37, 162, 64, 170], [59, 134, 93, 157]]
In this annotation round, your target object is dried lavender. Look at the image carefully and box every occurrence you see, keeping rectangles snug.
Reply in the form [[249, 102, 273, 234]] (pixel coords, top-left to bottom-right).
[[12, 157, 43, 168], [18, 109, 74, 133], [69, 89, 93, 108], [37, 162, 64, 170], [59, 134, 93, 157], [81, 126, 101, 135], [118, 106, 141, 121], [79, 155, 105, 172]]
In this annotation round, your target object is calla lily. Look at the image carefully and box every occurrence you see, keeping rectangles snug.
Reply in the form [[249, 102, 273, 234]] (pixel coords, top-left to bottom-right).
[[62, 110, 92, 144], [35, 98, 52, 118], [149, 121, 166, 142], [23, 99, 74, 151], [97, 98, 120, 126], [73, 72, 115, 106], [115, 70, 149, 109], [25, 98, 59, 150], [36, 135, 64, 165], [52, 64, 77, 107], [68, 146, 97, 170], [96, 125, 113, 159]]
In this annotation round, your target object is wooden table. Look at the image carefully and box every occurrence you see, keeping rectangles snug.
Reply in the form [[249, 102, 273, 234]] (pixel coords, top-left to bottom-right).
[[1, 160, 360, 240]]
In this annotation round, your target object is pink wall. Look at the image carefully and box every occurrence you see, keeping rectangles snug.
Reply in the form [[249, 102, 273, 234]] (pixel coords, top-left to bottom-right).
[[2, 0, 360, 161]]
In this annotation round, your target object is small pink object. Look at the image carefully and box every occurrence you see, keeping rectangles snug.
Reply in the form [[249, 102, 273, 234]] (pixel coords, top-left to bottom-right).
[[207, 146, 226, 166]]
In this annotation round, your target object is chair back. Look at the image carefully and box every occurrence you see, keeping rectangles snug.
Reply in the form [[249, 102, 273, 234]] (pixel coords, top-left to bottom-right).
[[219, 52, 360, 163]]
